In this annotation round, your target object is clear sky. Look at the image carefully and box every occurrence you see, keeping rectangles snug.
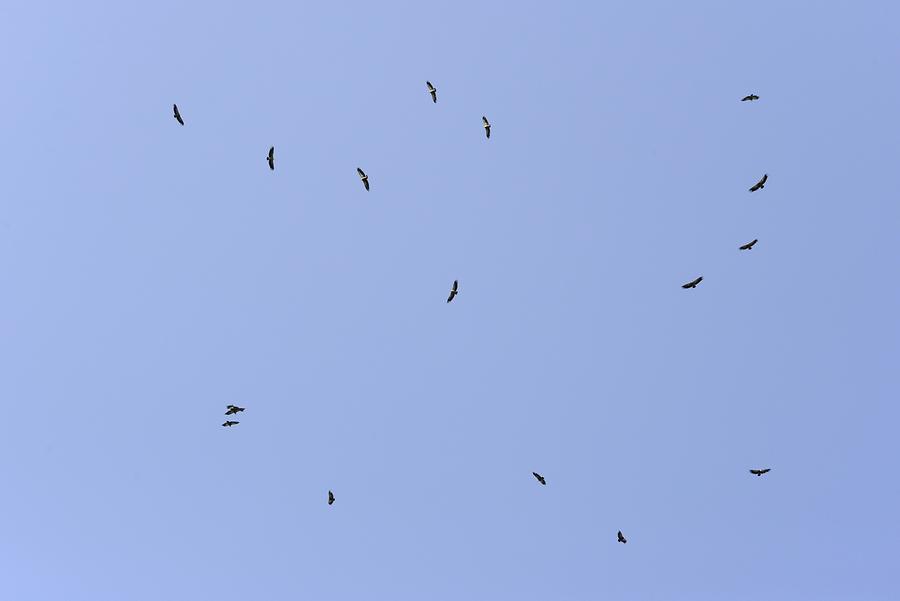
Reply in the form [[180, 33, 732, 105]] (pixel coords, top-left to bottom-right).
[[1, 2, 898, 600]]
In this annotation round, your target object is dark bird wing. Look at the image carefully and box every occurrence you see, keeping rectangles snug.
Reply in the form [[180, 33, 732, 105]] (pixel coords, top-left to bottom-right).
[[740, 238, 758, 250], [483, 116, 489, 126], [452, 280, 458, 293], [328, 491, 335, 505], [682, 277, 702, 288], [749, 174, 767, 191], [741, 95, 751, 101], [426, 82, 437, 102], [357, 167, 366, 178], [173, 104, 184, 125], [532, 472, 546, 484], [268, 146, 275, 170], [618, 531, 626, 542]]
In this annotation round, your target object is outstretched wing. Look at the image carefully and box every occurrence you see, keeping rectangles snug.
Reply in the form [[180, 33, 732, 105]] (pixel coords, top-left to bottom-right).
[[452, 280, 458, 293], [750, 174, 767, 191], [268, 147, 275, 170], [173, 104, 184, 125], [357, 167, 366, 178]]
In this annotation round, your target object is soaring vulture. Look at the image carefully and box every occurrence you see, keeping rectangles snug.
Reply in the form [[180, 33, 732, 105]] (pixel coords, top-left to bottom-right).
[[682, 276, 703, 289], [328, 490, 335, 505], [749, 174, 768, 192], [741, 94, 760, 102], [739, 239, 758, 251], [222, 420, 239, 427], [532, 472, 546, 485], [173, 104, 184, 125], [617, 530, 627, 544], [426, 81, 437, 103], [482, 116, 491, 139], [225, 404, 245, 416], [446, 280, 459, 303], [267, 146, 275, 171], [357, 167, 369, 191], [749, 468, 771, 477]]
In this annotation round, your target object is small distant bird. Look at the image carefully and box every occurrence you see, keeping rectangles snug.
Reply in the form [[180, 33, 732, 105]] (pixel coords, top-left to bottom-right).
[[357, 167, 369, 191], [482, 116, 491, 139], [682, 276, 703, 289], [426, 81, 437, 103], [222, 420, 239, 427], [225, 404, 245, 416], [741, 94, 760, 102], [173, 104, 184, 125], [328, 490, 335, 505], [532, 472, 546, 485], [446, 280, 459, 303], [617, 530, 627, 544], [749, 173, 768, 192], [750, 468, 771, 477], [739, 239, 758, 251], [267, 146, 275, 171]]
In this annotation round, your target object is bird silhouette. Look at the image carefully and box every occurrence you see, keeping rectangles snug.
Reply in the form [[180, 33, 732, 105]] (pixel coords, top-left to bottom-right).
[[426, 81, 437, 103], [682, 276, 703, 289], [739, 239, 758, 251], [173, 104, 184, 125], [532, 472, 546, 485], [749, 174, 768, 192]]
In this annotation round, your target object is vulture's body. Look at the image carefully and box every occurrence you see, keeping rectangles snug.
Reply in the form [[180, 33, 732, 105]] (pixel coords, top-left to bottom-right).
[[682, 276, 703, 289], [447, 280, 459, 303], [749, 174, 768, 192], [357, 168, 369, 191]]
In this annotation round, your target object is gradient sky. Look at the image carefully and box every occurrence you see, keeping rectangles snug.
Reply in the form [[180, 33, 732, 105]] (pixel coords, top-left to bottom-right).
[[1, 2, 898, 600]]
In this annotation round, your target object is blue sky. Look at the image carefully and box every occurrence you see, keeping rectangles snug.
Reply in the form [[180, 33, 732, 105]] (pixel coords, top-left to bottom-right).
[[1, 2, 898, 599]]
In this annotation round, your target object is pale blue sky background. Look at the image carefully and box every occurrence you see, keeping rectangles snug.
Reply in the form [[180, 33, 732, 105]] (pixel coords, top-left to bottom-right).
[[1, 2, 898, 599]]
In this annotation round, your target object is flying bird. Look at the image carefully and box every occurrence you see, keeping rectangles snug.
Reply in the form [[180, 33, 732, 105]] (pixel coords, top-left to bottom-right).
[[225, 404, 245, 416], [426, 81, 437, 103], [328, 490, 335, 505], [741, 94, 760, 102], [267, 146, 275, 171], [532, 472, 546, 485], [482, 116, 491, 139], [750, 468, 771, 477], [739, 239, 758, 251], [446, 280, 459, 303], [173, 104, 184, 125], [222, 420, 239, 427], [357, 167, 369, 191], [617, 530, 627, 544], [749, 173, 768, 192], [682, 276, 703, 289]]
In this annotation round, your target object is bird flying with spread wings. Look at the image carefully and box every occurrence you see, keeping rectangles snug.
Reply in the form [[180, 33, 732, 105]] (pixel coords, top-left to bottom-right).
[[740, 239, 758, 251], [267, 146, 275, 171], [173, 104, 184, 125], [225, 404, 245, 416], [446, 280, 458, 303], [357, 167, 369, 191], [741, 94, 760, 102], [426, 81, 437, 103], [482, 116, 491, 139], [617, 530, 627, 544], [328, 490, 335, 505], [750, 468, 771, 476], [682, 276, 703, 289], [749, 173, 768, 192], [222, 420, 239, 427], [532, 472, 546, 485]]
